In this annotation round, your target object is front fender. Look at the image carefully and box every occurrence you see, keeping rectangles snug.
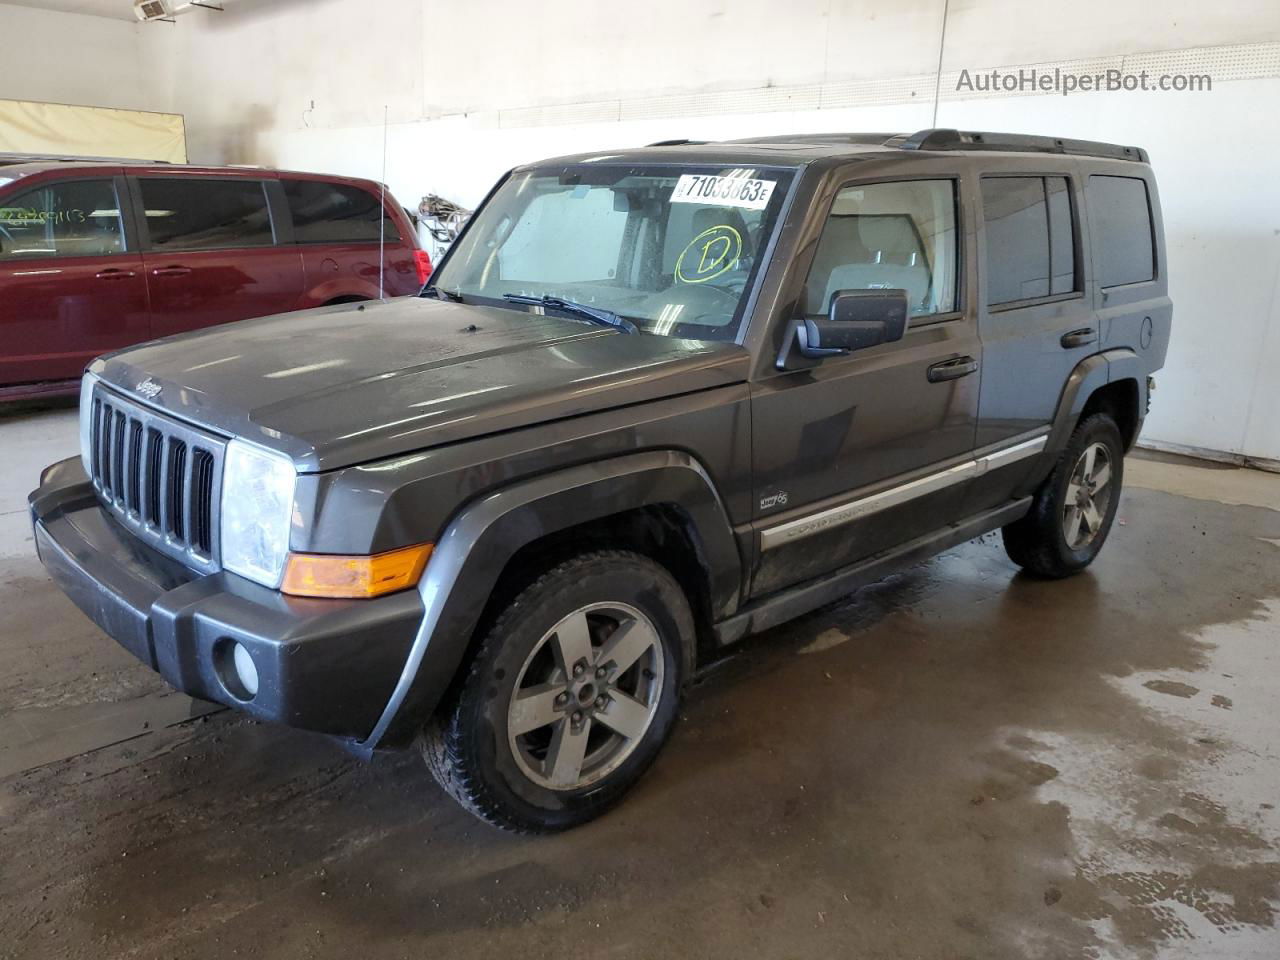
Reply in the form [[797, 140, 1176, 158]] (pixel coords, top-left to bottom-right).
[[359, 450, 740, 750]]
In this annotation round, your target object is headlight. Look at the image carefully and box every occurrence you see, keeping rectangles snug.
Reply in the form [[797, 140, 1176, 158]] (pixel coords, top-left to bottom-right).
[[220, 439, 296, 587], [79, 372, 98, 476]]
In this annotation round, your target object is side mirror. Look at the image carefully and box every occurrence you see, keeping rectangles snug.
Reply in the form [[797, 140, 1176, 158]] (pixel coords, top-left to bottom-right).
[[796, 289, 909, 359]]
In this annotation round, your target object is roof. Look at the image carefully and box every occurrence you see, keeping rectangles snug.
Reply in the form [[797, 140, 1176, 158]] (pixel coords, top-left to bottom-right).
[[0, 159, 385, 189], [532, 128, 1149, 169]]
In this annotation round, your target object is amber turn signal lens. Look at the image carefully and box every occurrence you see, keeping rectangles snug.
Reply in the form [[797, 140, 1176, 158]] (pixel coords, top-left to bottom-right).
[[281, 543, 433, 599]]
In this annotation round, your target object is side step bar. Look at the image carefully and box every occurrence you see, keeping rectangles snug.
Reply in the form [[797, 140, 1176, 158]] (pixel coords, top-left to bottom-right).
[[713, 498, 1032, 646]]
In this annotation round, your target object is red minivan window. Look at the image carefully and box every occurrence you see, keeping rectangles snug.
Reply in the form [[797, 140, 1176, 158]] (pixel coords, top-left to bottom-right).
[[284, 180, 401, 243]]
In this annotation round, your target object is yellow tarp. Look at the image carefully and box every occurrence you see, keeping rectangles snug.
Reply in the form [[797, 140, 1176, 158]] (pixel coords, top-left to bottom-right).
[[0, 99, 186, 163]]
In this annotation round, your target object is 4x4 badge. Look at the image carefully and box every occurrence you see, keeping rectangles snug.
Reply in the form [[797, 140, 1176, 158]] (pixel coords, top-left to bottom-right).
[[136, 378, 162, 400]]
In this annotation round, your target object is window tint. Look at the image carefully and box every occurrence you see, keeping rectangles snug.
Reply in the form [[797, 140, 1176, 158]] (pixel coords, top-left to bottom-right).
[[1090, 175, 1154, 287], [283, 179, 401, 243], [804, 179, 958, 318], [982, 175, 1077, 305], [0, 179, 124, 261], [139, 178, 273, 250]]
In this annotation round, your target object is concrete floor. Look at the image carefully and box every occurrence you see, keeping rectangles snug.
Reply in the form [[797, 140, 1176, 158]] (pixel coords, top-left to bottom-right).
[[2, 398, 1278, 960]]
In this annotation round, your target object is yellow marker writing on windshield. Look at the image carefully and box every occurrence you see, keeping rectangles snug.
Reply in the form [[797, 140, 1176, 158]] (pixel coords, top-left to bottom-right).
[[676, 225, 742, 284]]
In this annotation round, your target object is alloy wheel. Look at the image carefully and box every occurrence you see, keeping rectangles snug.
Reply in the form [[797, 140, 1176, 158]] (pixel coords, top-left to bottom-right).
[[507, 602, 665, 791], [1062, 441, 1114, 550]]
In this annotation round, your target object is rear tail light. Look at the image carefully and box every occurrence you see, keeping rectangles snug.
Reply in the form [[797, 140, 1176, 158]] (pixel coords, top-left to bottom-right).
[[413, 249, 433, 286]]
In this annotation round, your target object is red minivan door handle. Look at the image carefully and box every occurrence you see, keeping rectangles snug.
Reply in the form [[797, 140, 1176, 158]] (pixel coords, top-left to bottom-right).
[[95, 268, 137, 280], [151, 265, 192, 277]]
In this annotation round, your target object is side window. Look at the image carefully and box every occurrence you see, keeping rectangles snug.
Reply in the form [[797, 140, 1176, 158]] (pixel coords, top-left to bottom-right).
[[804, 179, 957, 319], [282, 180, 401, 243], [1089, 175, 1154, 287], [1046, 177, 1075, 294], [981, 176, 1077, 306], [0, 179, 124, 261], [139, 178, 274, 251]]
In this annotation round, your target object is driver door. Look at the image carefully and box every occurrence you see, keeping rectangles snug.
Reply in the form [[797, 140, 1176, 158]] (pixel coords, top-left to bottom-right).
[[748, 174, 981, 597]]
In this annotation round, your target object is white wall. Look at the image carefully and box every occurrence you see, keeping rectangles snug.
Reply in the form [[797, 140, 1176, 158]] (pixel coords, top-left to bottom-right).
[[0, 5, 158, 113], [4, 0, 1280, 463]]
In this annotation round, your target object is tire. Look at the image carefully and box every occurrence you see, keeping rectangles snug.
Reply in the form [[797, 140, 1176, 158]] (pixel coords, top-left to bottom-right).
[[1002, 412, 1124, 578], [420, 550, 692, 833]]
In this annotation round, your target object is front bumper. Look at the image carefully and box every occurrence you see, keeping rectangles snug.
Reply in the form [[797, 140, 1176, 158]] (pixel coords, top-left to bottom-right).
[[30, 458, 423, 743]]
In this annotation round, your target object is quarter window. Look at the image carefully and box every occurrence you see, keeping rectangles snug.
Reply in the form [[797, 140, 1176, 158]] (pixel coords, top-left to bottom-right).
[[1089, 175, 1155, 287], [804, 179, 958, 319], [0, 179, 124, 261], [283, 180, 401, 243], [139, 178, 274, 251], [981, 175, 1076, 306]]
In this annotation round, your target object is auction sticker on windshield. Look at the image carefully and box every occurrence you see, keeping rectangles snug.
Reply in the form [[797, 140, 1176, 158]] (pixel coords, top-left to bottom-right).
[[670, 174, 776, 210]]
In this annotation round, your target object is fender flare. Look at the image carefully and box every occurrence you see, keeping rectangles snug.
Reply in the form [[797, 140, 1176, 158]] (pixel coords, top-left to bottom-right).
[[1019, 348, 1145, 494], [358, 450, 740, 750]]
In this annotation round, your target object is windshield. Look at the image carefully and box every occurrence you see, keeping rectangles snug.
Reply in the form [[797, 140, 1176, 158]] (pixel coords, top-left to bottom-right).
[[430, 163, 795, 341]]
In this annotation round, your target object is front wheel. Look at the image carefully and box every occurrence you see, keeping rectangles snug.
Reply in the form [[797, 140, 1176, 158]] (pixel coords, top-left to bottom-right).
[[1002, 412, 1124, 578], [421, 550, 692, 832]]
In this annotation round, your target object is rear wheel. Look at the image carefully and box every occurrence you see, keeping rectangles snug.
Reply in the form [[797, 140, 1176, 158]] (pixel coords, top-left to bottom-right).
[[421, 550, 691, 832], [1002, 413, 1124, 578]]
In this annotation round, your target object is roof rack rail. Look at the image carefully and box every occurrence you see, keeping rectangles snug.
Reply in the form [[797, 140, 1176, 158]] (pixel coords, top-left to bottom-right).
[[888, 129, 1147, 163], [0, 152, 170, 165], [645, 139, 709, 147]]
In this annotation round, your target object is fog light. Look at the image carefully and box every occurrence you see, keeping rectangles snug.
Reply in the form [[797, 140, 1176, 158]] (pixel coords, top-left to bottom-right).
[[225, 641, 259, 699]]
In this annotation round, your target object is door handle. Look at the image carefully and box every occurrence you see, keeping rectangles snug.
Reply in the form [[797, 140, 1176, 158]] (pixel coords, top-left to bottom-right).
[[151, 265, 192, 277], [1060, 327, 1097, 348], [95, 269, 137, 280], [927, 356, 979, 383]]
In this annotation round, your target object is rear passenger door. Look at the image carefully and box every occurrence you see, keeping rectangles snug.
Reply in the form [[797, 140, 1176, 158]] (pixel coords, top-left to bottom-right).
[[132, 175, 304, 338], [965, 169, 1094, 514]]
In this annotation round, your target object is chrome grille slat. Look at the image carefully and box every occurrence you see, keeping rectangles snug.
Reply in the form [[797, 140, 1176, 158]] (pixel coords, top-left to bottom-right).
[[167, 438, 187, 542], [100, 403, 114, 498], [146, 427, 163, 525], [86, 384, 227, 573], [112, 410, 126, 503], [127, 419, 143, 514], [190, 449, 216, 555]]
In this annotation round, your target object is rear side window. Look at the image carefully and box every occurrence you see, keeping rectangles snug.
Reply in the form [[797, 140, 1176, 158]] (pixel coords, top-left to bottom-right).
[[139, 178, 274, 251], [804, 179, 959, 318], [0, 179, 124, 261], [981, 175, 1076, 306], [1090, 175, 1155, 287], [283, 180, 401, 243]]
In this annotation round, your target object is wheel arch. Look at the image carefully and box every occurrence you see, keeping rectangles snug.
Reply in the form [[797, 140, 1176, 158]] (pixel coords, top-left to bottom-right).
[[359, 450, 741, 750], [1018, 350, 1146, 496]]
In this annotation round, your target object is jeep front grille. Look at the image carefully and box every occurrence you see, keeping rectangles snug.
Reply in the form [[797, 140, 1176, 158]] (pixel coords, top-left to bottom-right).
[[89, 385, 226, 572]]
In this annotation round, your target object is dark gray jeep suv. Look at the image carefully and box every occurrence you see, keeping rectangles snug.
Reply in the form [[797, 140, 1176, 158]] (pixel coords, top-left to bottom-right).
[[31, 129, 1171, 831]]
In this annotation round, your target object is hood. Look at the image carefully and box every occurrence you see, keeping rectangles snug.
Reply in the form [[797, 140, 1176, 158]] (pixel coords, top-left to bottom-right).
[[95, 297, 749, 471]]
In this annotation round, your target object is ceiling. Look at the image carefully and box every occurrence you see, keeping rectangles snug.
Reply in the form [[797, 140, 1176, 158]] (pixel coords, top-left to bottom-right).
[[3, 0, 140, 19]]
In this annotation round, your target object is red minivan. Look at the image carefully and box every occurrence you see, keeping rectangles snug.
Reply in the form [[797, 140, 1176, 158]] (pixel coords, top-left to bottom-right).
[[0, 162, 431, 399]]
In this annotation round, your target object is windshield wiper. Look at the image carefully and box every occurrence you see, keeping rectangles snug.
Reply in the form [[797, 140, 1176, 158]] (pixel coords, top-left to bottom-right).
[[502, 294, 639, 335], [422, 286, 463, 302]]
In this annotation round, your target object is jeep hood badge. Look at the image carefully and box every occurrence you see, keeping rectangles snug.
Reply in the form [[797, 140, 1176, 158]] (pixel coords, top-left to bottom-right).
[[136, 378, 162, 400]]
